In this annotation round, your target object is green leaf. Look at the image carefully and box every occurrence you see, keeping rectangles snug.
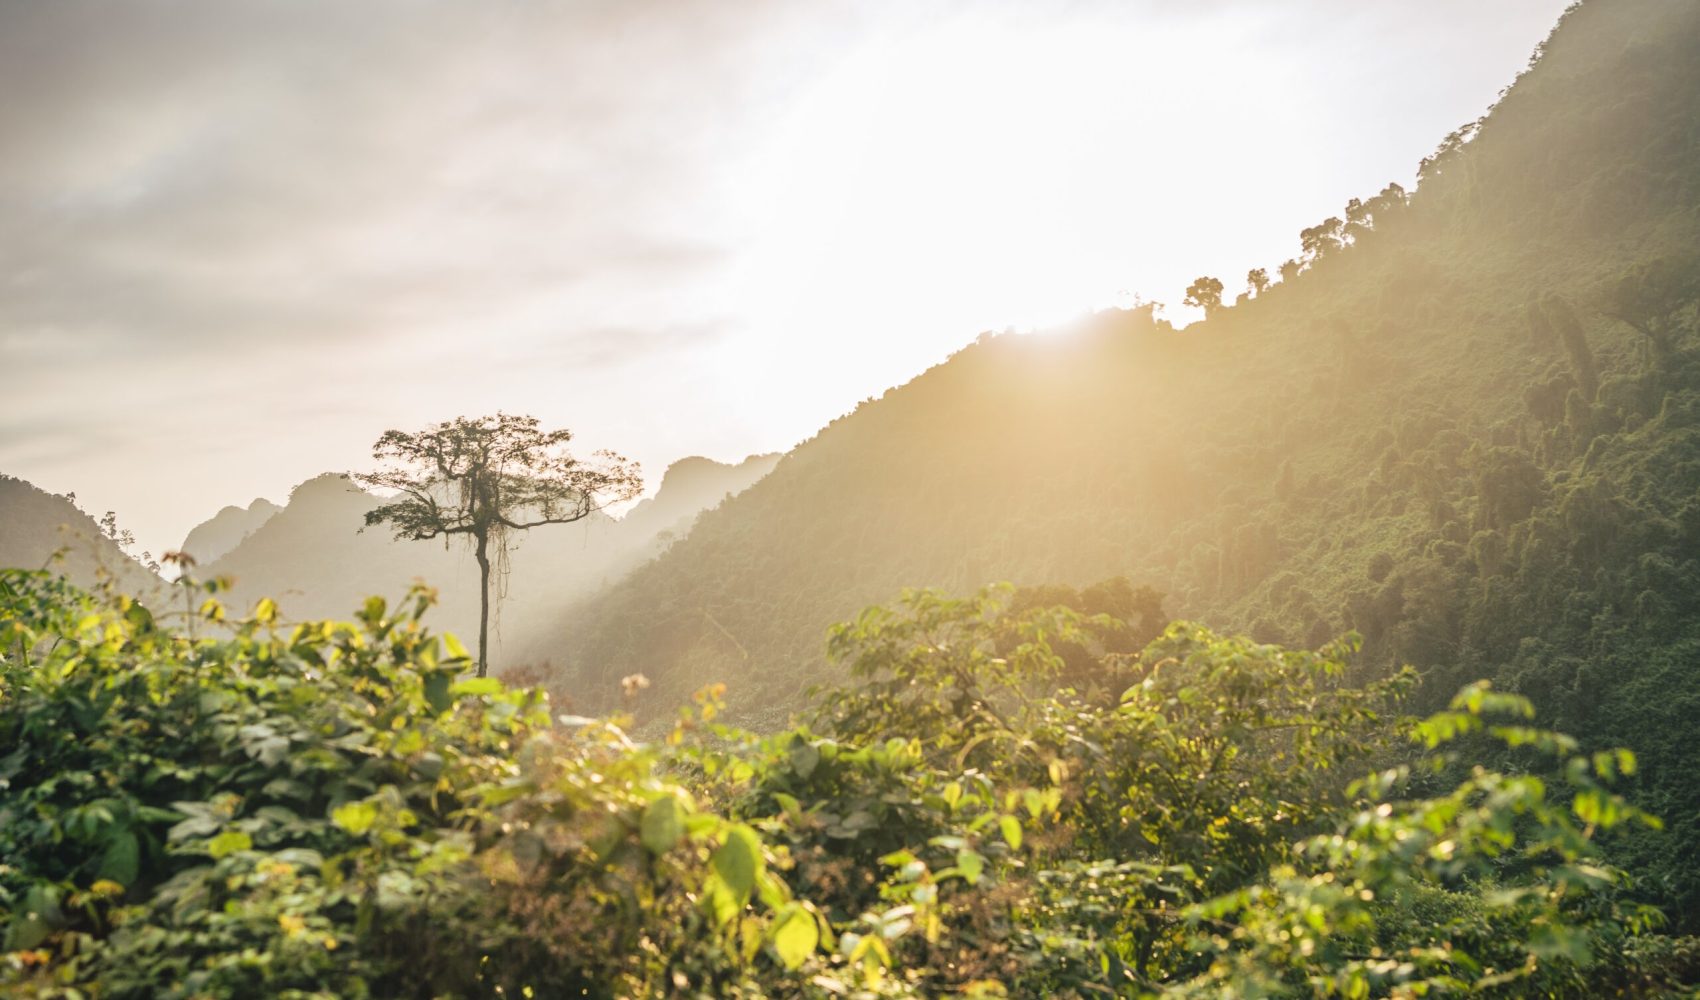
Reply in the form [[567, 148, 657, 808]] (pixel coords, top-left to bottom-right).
[[956, 848, 985, 885], [332, 801, 378, 836], [98, 831, 140, 886], [450, 677, 502, 698], [251, 736, 290, 767], [642, 795, 685, 856], [788, 736, 821, 780], [703, 876, 741, 928], [999, 814, 1023, 851], [253, 597, 277, 624], [712, 824, 763, 901], [443, 632, 471, 661], [168, 810, 222, 842], [771, 904, 819, 970], [423, 672, 453, 715], [476, 781, 536, 808], [207, 830, 251, 859], [123, 601, 155, 633]]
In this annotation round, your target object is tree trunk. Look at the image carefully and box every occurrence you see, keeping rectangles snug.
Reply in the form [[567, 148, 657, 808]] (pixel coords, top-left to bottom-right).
[[474, 530, 490, 678]]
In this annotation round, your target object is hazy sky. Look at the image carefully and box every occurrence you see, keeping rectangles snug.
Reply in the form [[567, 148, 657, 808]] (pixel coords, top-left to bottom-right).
[[1, 0, 1570, 559]]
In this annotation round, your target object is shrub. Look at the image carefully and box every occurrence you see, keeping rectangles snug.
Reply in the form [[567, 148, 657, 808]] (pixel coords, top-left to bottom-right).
[[1, 574, 1689, 997]]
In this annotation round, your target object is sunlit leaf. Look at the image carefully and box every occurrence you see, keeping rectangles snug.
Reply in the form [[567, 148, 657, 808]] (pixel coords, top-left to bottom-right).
[[641, 795, 685, 856], [331, 801, 378, 837], [771, 904, 819, 970], [712, 824, 763, 901]]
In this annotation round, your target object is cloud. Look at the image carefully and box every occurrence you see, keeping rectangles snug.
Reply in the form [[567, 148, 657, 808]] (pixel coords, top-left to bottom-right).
[[0, 0, 792, 370]]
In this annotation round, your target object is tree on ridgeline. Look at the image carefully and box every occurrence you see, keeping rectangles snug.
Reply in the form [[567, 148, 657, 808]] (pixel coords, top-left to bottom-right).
[[1183, 275, 1225, 316], [356, 413, 642, 676], [1298, 216, 1346, 266], [1245, 267, 1270, 297]]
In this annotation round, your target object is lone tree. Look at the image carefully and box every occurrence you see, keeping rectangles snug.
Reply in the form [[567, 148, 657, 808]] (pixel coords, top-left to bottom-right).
[[357, 413, 642, 676], [1183, 275, 1225, 316], [1245, 268, 1270, 297]]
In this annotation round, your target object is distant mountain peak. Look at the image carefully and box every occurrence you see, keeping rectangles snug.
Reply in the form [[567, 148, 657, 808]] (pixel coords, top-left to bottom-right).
[[179, 496, 282, 564], [655, 453, 782, 491]]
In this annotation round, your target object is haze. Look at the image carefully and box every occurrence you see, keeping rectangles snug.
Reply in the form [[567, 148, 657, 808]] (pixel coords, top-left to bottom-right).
[[0, 0, 1568, 559]]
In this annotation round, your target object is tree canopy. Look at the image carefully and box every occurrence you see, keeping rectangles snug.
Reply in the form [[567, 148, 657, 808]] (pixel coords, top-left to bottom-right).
[[357, 413, 641, 675], [1182, 276, 1225, 315]]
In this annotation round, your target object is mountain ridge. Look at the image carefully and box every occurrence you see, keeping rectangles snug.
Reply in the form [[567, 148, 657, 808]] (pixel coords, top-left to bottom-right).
[[198, 453, 780, 661], [0, 473, 164, 599], [179, 497, 283, 565]]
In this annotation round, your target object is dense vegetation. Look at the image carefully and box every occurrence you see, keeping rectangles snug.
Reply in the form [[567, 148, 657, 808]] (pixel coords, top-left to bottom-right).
[[4, 572, 1698, 997], [520, 0, 1700, 927]]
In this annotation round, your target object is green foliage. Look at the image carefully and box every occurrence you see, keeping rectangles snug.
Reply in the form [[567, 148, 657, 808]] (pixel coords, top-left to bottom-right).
[[0, 570, 537, 996], [0, 572, 790, 997], [3, 575, 1694, 996], [1181, 683, 1666, 998]]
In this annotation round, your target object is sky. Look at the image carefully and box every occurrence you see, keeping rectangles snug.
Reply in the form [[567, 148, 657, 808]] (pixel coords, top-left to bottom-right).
[[0, 0, 1571, 560]]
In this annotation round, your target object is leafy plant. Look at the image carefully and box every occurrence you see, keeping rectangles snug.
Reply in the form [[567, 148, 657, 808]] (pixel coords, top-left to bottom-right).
[[2, 575, 1692, 997]]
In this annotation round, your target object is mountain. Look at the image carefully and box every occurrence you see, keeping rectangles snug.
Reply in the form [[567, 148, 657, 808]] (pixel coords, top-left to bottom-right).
[[616, 454, 781, 545], [200, 455, 778, 665], [197, 473, 471, 623], [0, 474, 164, 598], [178, 497, 282, 565], [533, 0, 1700, 919]]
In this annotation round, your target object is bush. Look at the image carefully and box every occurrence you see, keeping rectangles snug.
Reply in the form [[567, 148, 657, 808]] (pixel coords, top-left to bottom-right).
[[1, 574, 1689, 997]]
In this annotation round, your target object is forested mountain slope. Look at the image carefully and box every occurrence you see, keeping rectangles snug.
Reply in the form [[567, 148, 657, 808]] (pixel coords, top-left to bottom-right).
[[201, 454, 778, 660], [0, 474, 163, 599], [536, 0, 1700, 917]]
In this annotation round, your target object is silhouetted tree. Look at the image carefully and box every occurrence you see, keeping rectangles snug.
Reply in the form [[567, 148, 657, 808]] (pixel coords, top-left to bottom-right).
[[357, 413, 642, 676], [1343, 198, 1370, 242], [1184, 275, 1226, 316], [1416, 120, 1481, 185], [1367, 181, 1408, 217], [1340, 182, 1409, 243], [1299, 217, 1346, 265], [1246, 268, 1270, 297]]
